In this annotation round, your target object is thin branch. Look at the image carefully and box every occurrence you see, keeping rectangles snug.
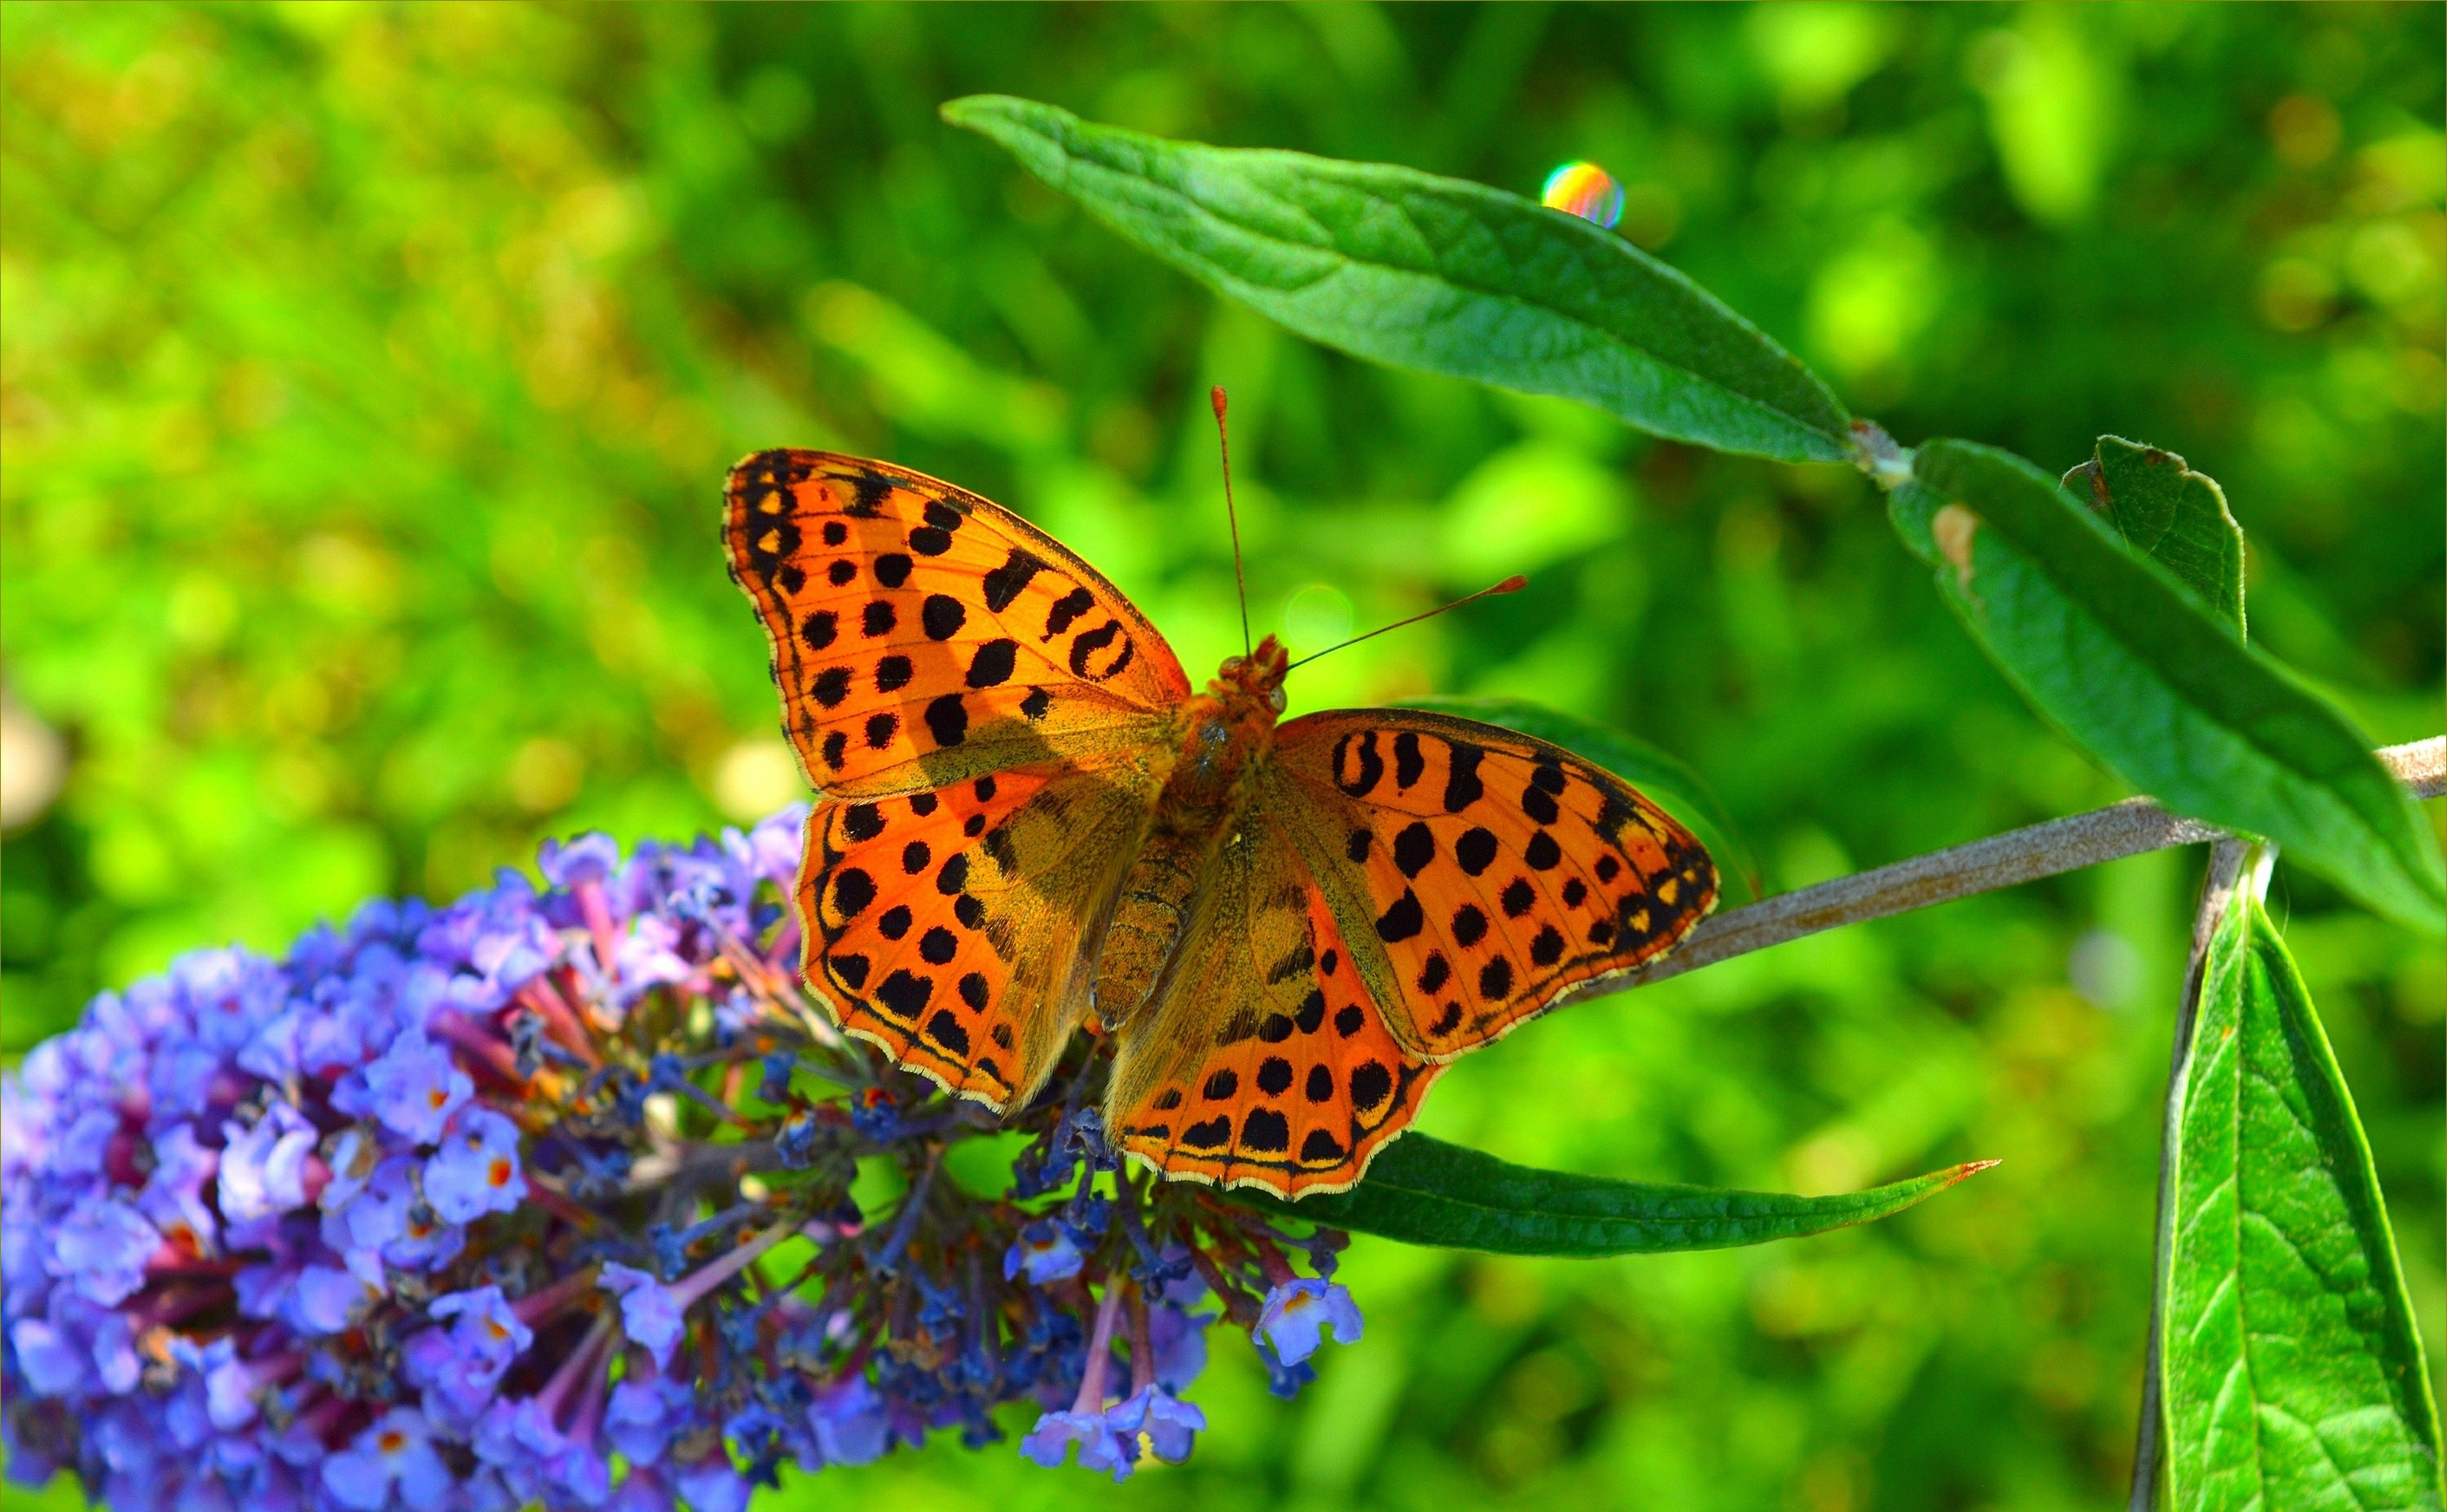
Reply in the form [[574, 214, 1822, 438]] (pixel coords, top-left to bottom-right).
[[2129, 836, 2251, 1512], [1606, 738, 2442, 993]]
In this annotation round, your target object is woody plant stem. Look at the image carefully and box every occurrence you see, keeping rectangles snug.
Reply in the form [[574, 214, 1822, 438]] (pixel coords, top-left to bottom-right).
[[1607, 737, 2445, 993]]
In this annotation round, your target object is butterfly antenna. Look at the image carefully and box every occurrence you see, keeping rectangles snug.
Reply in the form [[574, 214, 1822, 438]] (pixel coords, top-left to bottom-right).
[[1285, 575, 1528, 671], [1211, 385, 1252, 659]]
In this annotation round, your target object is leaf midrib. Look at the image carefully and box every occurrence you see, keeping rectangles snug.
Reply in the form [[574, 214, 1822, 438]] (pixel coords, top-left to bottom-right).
[[2227, 955, 2275, 1508]]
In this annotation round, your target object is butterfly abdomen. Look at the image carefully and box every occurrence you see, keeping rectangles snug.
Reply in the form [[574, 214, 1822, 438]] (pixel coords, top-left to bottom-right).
[[1092, 699, 1277, 1029]]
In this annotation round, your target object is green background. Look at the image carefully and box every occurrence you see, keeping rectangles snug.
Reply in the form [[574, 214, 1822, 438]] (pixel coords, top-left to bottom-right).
[[2, 4, 2440, 1509]]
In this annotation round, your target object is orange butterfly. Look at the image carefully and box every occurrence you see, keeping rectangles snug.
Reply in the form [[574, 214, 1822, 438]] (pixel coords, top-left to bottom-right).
[[723, 425, 1716, 1197]]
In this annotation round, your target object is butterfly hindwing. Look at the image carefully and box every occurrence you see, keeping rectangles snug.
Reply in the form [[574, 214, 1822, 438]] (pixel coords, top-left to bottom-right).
[[1268, 711, 1717, 1061], [803, 761, 1162, 1112], [1106, 810, 1443, 1197], [725, 450, 1192, 801]]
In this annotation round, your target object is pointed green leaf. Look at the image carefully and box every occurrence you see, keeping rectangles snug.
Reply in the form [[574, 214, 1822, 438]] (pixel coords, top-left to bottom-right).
[[1894, 439, 2443, 932], [1234, 1133, 1994, 1255], [2163, 895, 2444, 1511], [2061, 435, 2246, 635], [1400, 694, 1762, 906], [941, 94, 1853, 463]]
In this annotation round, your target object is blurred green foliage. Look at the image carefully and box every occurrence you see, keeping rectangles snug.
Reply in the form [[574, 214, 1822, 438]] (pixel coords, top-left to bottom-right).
[[2, 5, 2440, 1509]]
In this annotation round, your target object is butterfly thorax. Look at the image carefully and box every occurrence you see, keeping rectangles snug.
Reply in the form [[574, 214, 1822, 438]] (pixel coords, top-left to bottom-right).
[[1090, 637, 1292, 1030]]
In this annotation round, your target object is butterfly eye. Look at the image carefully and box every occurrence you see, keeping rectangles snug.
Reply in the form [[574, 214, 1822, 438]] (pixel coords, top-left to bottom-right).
[[1221, 656, 1246, 675], [1268, 685, 1286, 714]]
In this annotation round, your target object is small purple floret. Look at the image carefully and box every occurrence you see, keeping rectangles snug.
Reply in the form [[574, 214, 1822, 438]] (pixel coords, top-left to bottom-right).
[[362, 1030, 475, 1144], [1111, 1383, 1206, 1463], [1256, 1278, 1365, 1366], [1003, 1219, 1083, 1285], [600, 1263, 686, 1370], [1019, 1406, 1138, 1481], [422, 1105, 527, 1224]]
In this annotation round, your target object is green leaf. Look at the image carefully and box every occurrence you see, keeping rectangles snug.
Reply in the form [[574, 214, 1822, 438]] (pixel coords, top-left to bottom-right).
[[1400, 694, 1762, 906], [2061, 435, 2246, 636], [2163, 893, 2444, 1511], [1894, 439, 2444, 932], [941, 94, 1853, 463], [1234, 1133, 1994, 1255]]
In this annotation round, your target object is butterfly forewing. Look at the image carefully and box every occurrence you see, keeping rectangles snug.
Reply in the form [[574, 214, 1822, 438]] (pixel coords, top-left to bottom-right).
[[803, 763, 1162, 1112], [1106, 810, 1443, 1197], [1269, 711, 1717, 1061], [725, 450, 1191, 801]]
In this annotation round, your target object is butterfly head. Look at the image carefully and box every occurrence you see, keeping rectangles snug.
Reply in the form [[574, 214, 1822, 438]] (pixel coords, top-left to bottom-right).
[[1211, 634, 1291, 716]]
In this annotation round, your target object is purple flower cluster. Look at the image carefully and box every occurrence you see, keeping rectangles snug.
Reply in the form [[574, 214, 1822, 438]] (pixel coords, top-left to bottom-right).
[[3, 809, 1361, 1510]]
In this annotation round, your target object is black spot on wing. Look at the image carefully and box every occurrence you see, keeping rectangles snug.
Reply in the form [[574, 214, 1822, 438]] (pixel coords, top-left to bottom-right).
[[1443, 741, 1487, 811], [876, 968, 931, 1018], [966, 640, 1018, 688], [1294, 990, 1325, 1034], [1043, 587, 1093, 639], [1375, 889, 1424, 941], [831, 868, 876, 918], [1240, 1109, 1290, 1153], [924, 694, 968, 748], [1454, 827, 1498, 875], [981, 549, 1045, 613], [922, 594, 967, 641], [1392, 732, 1425, 790], [924, 1010, 968, 1056], [1332, 731, 1385, 796], [1478, 957, 1514, 1000], [844, 470, 895, 518], [1067, 620, 1125, 677]]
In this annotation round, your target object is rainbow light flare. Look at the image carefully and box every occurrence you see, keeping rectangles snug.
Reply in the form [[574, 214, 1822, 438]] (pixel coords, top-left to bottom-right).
[[1540, 161, 1625, 229]]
